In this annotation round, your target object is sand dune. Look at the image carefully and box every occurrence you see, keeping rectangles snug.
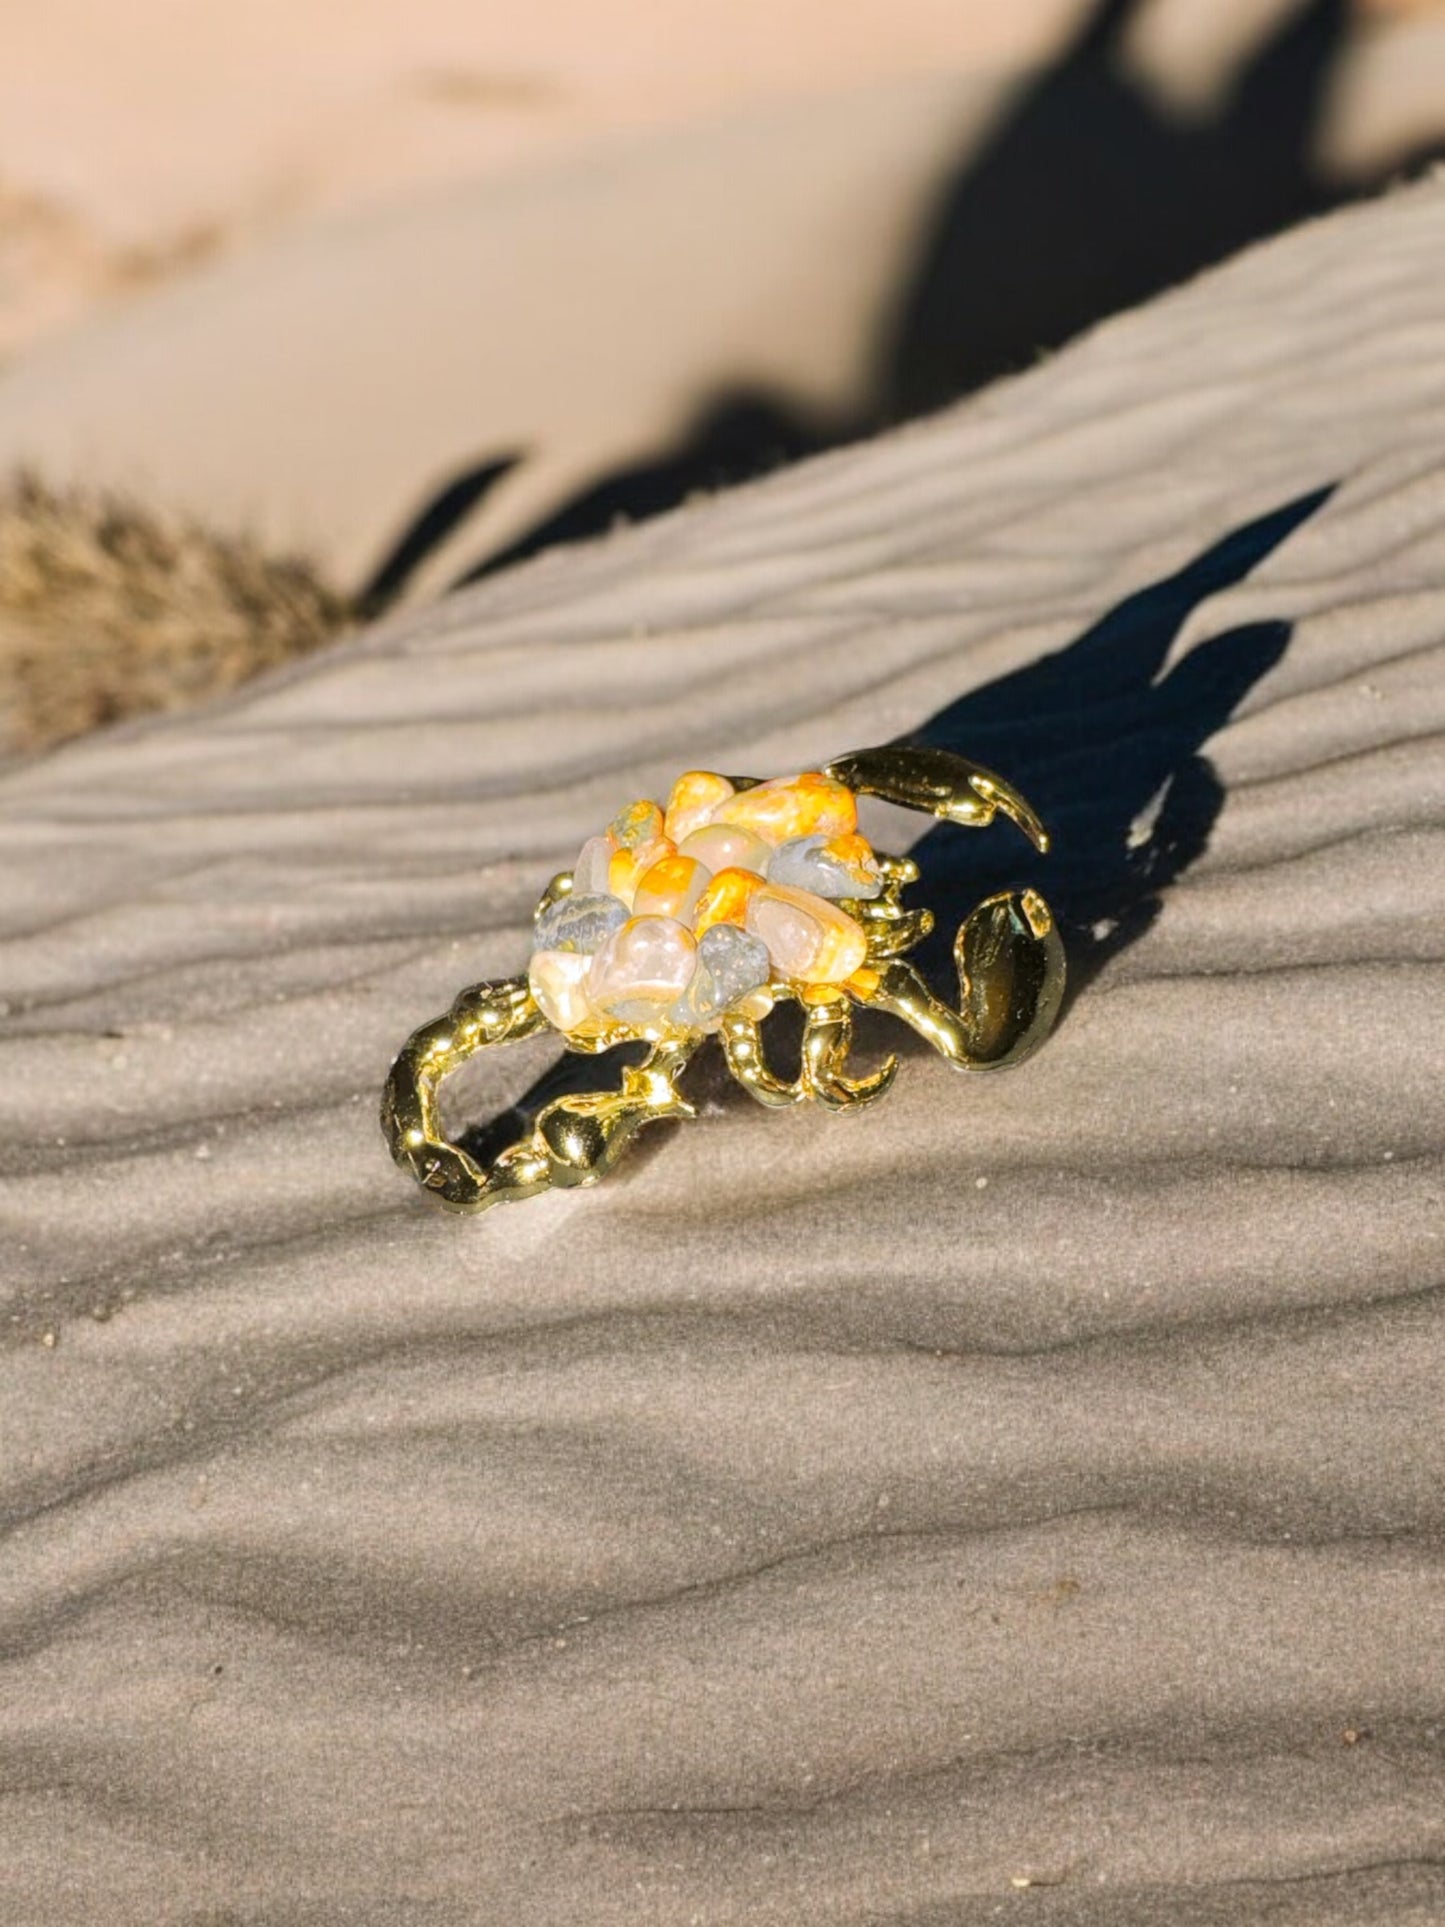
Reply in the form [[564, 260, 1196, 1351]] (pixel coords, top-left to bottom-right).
[[2, 175, 1444, 1921], [2, 1, 1443, 628], [4, 0, 1440, 363]]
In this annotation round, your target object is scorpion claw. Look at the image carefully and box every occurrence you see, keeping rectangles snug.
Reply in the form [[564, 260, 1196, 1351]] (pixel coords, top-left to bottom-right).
[[963, 773, 1050, 854], [826, 746, 1050, 852]]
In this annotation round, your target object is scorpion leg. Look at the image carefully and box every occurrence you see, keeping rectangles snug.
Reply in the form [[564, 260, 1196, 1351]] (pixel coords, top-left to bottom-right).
[[856, 888, 1065, 1071], [801, 994, 897, 1111], [720, 1008, 804, 1107], [825, 745, 1050, 852]]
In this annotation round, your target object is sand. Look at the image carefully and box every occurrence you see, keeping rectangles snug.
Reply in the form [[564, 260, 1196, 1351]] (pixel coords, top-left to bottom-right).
[[1, 1, 1443, 623], [1, 172, 1444, 1921], [8, 0, 1443, 362]]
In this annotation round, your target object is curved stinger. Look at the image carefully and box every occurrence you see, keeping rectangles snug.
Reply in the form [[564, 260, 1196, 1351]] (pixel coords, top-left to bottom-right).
[[853, 888, 1065, 1072]]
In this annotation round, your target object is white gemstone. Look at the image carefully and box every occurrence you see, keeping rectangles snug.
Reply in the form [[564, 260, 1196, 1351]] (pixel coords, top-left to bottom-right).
[[588, 915, 697, 1026], [528, 949, 597, 1033], [572, 835, 616, 895], [678, 823, 771, 876]]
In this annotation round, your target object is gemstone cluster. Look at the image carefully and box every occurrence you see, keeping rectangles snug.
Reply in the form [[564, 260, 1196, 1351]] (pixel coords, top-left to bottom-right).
[[528, 769, 884, 1038]]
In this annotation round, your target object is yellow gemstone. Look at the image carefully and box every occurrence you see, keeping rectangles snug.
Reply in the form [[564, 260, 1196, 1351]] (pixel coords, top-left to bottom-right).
[[711, 772, 857, 846], [663, 770, 735, 844], [745, 882, 868, 984], [607, 836, 675, 907], [692, 866, 766, 936], [821, 832, 879, 884], [633, 852, 710, 921]]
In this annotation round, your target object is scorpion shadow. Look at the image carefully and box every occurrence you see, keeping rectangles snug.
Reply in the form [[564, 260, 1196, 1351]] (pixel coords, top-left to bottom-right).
[[902, 485, 1333, 1011], [459, 485, 1330, 1163]]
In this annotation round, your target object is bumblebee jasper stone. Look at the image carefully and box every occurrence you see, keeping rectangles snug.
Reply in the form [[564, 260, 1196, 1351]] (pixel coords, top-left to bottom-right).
[[767, 832, 882, 900], [745, 882, 868, 984], [690, 866, 766, 936], [663, 770, 735, 844], [609, 798, 666, 849], [712, 772, 857, 846], [632, 852, 710, 922]]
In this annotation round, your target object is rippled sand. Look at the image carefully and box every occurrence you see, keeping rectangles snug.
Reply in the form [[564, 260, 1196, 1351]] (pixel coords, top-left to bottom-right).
[[2, 175, 1444, 1923]]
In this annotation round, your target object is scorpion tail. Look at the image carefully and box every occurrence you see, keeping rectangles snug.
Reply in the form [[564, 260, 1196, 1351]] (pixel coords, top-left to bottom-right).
[[856, 888, 1066, 1073]]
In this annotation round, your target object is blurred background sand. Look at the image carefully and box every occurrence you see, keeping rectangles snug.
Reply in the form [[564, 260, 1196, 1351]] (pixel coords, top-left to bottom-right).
[[0, 0, 1442, 748], [3, 0, 1443, 362]]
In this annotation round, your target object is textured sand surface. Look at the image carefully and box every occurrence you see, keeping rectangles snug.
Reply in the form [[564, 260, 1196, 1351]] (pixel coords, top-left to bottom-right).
[[2, 177, 1445, 1921]]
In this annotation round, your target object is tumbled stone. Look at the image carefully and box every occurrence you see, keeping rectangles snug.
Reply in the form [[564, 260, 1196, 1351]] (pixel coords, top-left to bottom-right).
[[663, 770, 735, 844], [607, 837, 676, 907], [533, 890, 628, 955], [768, 832, 882, 899], [633, 852, 710, 922], [571, 834, 617, 895], [609, 798, 666, 850], [691, 865, 766, 935], [588, 915, 698, 1026], [745, 882, 868, 984], [528, 949, 599, 1034], [712, 771, 857, 846], [678, 822, 771, 876], [673, 923, 771, 1027]]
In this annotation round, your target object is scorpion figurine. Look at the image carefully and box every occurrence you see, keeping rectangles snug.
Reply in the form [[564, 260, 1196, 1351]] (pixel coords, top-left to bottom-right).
[[382, 745, 1064, 1214]]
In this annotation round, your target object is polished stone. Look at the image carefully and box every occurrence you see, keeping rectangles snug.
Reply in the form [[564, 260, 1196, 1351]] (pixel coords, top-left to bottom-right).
[[532, 890, 628, 954], [768, 831, 882, 899]]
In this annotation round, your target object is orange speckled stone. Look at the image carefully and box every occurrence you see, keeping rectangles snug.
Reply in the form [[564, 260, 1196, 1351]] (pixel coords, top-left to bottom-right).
[[745, 882, 868, 983], [712, 771, 857, 846], [663, 770, 735, 844], [608, 837, 675, 906], [692, 866, 766, 936], [609, 798, 666, 850], [633, 852, 710, 921]]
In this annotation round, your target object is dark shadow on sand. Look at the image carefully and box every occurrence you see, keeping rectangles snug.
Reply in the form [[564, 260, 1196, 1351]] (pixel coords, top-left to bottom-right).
[[366, 0, 1429, 600], [900, 485, 1333, 1008]]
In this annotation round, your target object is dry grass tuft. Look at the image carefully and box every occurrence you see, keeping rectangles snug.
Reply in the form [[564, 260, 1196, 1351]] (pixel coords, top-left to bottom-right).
[[0, 472, 351, 754]]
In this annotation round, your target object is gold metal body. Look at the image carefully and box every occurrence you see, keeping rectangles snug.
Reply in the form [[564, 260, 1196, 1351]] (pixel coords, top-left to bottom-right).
[[382, 746, 1065, 1213]]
